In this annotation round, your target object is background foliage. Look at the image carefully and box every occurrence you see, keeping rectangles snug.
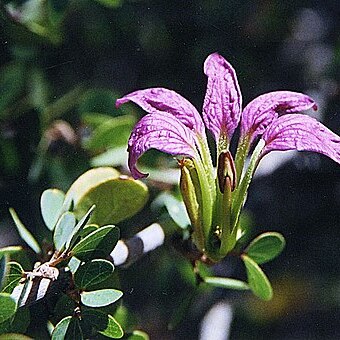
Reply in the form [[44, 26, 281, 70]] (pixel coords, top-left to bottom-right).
[[1, 0, 340, 338]]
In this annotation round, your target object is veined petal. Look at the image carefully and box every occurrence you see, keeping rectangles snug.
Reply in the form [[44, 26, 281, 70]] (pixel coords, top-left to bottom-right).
[[128, 112, 198, 179], [203, 53, 242, 143], [241, 91, 317, 143], [261, 114, 340, 164], [116, 87, 204, 135]]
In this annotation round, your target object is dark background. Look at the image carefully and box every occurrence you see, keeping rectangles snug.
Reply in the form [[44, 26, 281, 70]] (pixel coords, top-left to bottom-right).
[[0, 1, 340, 339]]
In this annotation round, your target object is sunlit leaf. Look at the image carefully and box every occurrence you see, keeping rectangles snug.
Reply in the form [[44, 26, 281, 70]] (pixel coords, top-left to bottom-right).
[[64, 167, 149, 225], [68, 257, 81, 274], [0, 247, 23, 257], [1, 262, 24, 294], [9, 209, 41, 254], [83, 309, 124, 338], [245, 232, 286, 264], [0, 293, 17, 323], [40, 189, 65, 231], [74, 259, 114, 290], [204, 276, 249, 290], [80, 289, 123, 307], [241, 254, 273, 301], [53, 212, 76, 251], [51, 316, 71, 340], [71, 225, 119, 261]]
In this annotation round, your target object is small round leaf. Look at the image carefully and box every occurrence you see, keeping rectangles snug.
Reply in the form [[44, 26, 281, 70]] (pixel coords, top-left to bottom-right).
[[241, 254, 273, 301], [245, 232, 286, 264], [74, 259, 115, 290], [80, 289, 123, 307], [41, 189, 65, 231], [71, 225, 119, 262]]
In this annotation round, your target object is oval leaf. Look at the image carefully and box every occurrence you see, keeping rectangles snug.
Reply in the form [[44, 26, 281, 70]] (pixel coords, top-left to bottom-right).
[[53, 212, 76, 251], [0, 293, 17, 323], [41, 189, 65, 231], [74, 259, 114, 290], [64, 167, 148, 225], [204, 277, 249, 290], [245, 232, 285, 264], [80, 289, 123, 307], [71, 225, 120, 261], [63, 167, 120, 210], [9, 209, 41, 254], [2, 262, 24, 294], [241, 254, 273, 301], [83, 309, 124, 338]]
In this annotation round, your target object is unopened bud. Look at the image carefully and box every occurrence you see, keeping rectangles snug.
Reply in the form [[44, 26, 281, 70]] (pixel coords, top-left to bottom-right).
[[217, 150, 237, 193]]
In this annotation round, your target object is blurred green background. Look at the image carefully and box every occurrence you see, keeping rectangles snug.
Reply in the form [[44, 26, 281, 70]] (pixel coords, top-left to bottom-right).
[[1, 0, 340, 339]]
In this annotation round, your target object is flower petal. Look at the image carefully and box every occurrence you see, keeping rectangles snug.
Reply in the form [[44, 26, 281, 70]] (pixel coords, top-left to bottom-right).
[[128, 112, 198, 179], [241, 91, 317, 143], [261, 114, 340, 164], [203, 53, 242, 142], [116, 87, 204, 135]]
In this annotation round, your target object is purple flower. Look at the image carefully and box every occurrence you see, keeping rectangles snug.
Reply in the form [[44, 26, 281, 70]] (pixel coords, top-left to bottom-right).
[[116, 53, 333, 180], [116, 52, 340, 260]]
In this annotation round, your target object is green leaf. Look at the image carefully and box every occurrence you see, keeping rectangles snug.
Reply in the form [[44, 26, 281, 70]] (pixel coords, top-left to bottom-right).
[[83, 309, 124, 338], [84, 115, 135, 150], [68, 257, 81, 274], [74, 259, 114, 290], [40, 189, 65, 231], [71, 225, 119, 261], [204, 276, 249, 290], [64, 167, 148, 225], [52, 316, 83, 340], [52, 316, 71, 340], [0, 293, 17, 323], [0, 247, 23, 257], [245, 232, 286, 264], [53, 212, 76, 251], [127, 330, 149, 340], [153, 192, 190, 229], [65, 205, 96, 250], [0, 334, 33, 340], [241, 254, 273, 301], [1, 262, 24, 294], [9, 209, 41, 254], [80, 289, 123, 307]]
